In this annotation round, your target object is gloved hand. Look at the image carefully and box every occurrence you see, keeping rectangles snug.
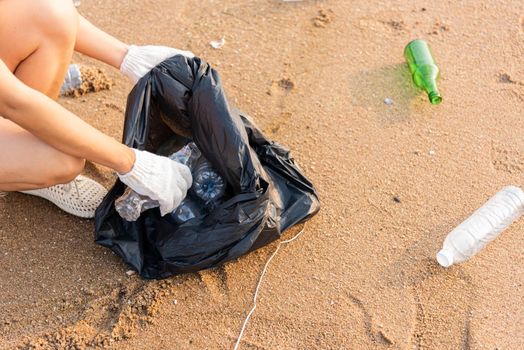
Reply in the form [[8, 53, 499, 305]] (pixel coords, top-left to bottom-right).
[[120, 45, 194, 84], [118, 149, 192, 216]]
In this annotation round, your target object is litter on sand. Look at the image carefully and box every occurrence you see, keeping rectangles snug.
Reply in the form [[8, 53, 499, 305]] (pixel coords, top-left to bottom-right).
[[95, 55, 320, 279], [437, 186, 524, 267], [404, 39, 442, 105], [384, 97, 394, 105], [210, 37, 226, 49]]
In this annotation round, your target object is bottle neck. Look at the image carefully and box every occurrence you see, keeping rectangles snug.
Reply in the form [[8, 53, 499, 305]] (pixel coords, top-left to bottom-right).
[[437, 249, 454, 267], [425, 80, 442, 105]]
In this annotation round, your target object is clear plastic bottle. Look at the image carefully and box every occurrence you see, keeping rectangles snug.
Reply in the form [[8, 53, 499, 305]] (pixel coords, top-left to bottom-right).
[[115, 143, 201, 221], [60, 64, 82, 96], [437, 185, 524, 267], [168, 197, 204, 224], [192, 160, 226, 205]]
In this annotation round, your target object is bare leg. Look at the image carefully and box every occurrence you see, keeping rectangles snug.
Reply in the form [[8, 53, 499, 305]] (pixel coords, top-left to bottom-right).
[[0, 117, 84, 190], [0, 0, 79, 99], [0, 0, 84, 190]]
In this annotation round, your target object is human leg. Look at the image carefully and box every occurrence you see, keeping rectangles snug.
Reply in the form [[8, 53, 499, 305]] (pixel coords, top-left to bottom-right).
[[0, 0, 79, 99], [0, 0, 85, 190], [0, 0, 108, 218]]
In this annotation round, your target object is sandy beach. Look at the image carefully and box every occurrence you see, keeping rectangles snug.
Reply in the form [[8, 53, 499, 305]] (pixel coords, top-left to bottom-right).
[[1, 0, 523, 348]]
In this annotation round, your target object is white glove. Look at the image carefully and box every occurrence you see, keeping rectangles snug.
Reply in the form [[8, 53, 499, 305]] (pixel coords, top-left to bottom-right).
[[120, 45, 194, 84], [118, 149, 192, 216]]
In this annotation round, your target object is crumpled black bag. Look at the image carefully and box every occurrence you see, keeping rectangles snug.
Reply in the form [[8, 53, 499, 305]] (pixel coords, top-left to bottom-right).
[[94, 56, 320, 279]]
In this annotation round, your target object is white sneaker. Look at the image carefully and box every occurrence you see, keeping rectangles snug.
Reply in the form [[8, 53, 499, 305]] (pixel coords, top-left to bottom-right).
[[20, 175, 108, 219]]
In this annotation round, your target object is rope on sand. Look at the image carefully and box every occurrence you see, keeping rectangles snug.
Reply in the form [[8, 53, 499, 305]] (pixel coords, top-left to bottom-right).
[[233, 224, 307, 350]]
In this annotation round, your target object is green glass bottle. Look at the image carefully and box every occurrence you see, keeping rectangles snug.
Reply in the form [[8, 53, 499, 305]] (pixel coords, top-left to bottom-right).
[[404, 39, 442, 105]]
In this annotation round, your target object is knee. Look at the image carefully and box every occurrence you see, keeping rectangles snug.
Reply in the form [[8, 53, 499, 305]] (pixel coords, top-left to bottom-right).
[[36, 0, 78, 46], [48, 156, 85, 186]]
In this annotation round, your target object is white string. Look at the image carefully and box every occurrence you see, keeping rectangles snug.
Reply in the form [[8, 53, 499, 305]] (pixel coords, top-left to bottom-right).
[[233, 225, 306, 350]]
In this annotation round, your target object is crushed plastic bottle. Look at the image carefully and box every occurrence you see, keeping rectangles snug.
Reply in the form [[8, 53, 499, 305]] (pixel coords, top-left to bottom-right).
[[192, 160, 226, 205], [114, 187, 159, 222], [169, 143, 201, 167], [168, 197, 204, 224], [437, 185, 524, 267], [115, 143, 201, 221], [60, 64, 82, 96]]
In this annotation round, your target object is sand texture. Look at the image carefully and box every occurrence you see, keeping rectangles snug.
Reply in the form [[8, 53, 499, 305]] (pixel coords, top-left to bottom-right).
[[62, 66, 114, 97], [1, 0, 524, 349]]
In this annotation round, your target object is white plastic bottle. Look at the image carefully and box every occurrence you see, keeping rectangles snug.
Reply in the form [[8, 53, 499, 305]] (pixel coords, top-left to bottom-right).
[[437, 185, 524, 267]]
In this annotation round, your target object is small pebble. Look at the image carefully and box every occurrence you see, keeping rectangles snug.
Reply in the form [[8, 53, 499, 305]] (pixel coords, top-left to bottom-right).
[[173, 300, 178, 305], [384, 98, 394, 105], [429, 150, 436, 155], [393, 196, 401, 203]]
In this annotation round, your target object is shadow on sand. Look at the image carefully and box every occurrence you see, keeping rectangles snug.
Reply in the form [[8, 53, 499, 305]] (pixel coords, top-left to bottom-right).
[[348, 63, 426, 124]]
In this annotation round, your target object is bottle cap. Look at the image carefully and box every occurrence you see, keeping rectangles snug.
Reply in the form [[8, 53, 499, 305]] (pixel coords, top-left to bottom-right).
[[436, 249, 454, 267]]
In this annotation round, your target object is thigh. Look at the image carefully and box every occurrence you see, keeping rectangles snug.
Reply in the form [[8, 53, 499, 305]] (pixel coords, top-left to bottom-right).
[[0, 0, 42, 73], [0, 0, 78, 97], [0, 116, 82, 189]]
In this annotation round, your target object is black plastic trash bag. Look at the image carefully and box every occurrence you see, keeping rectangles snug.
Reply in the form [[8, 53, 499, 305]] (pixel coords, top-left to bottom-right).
[[95, 56, 320, 279]]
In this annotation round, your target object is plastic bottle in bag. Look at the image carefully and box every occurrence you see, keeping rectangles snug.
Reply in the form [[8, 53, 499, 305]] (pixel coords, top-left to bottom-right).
[[60, 64, 82, 96], [192, 160, 226, 205], [115, 143, 201, 221], [437, 185, 524, 267], [168, 196, 204, 224]]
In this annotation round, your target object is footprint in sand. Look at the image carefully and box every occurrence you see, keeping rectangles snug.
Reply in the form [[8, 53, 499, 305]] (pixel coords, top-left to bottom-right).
[[313, 9, 333, 28], [498, 72, 524, 86], [409, 260, 473, 350], [374, 227, 475, 349], [381, 19, 406, 32], [265, 78, 296, 134], [345, 293, 394, 347], [497, 72, 524, 102], [428, 21, 451, 36], [267, 77, 295, 97], [198, 265, 231, 301]]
